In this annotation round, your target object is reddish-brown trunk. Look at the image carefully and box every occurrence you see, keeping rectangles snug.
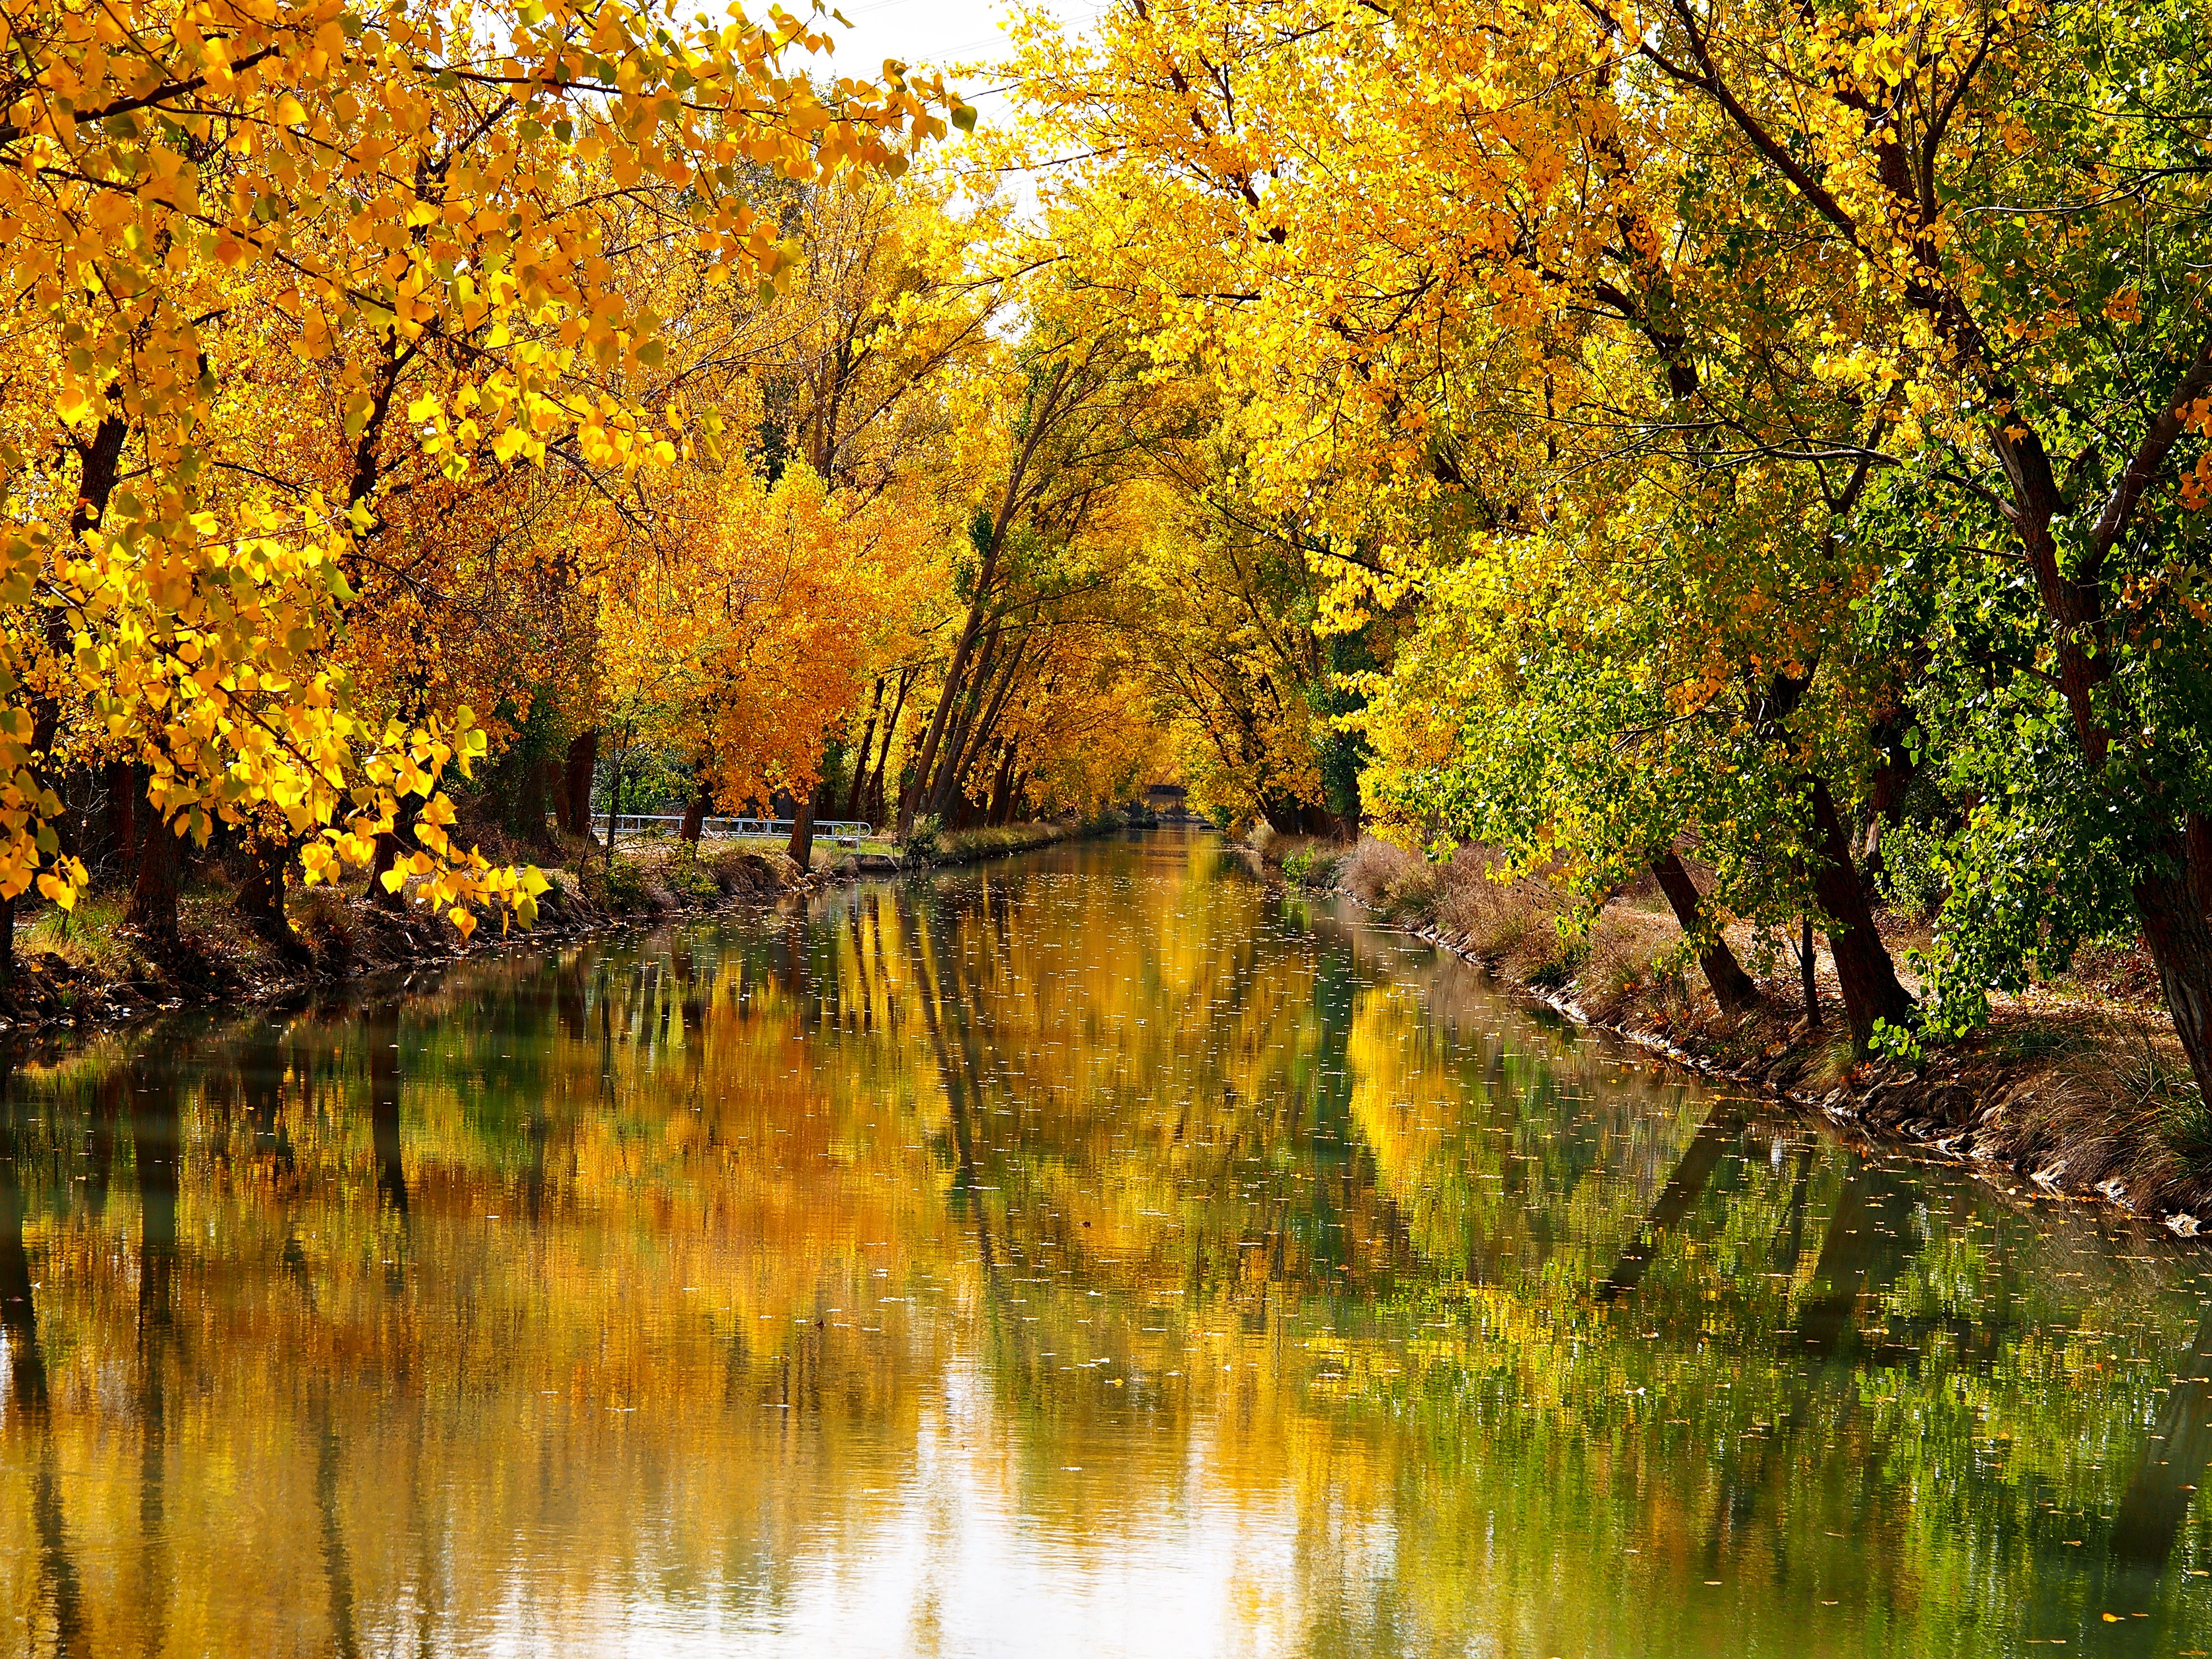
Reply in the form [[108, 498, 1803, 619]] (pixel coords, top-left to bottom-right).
[[787, 786, 818, 870], [561, 730, 599, 838], [127, 817, 183, 942], [680, 790, 709, 846], [845, 679, 883, 822], [2138, 852, 2212, 1107], [1650, 850, 1760, 1013], [104, 761, 140, 885], [1808, 780, 1914, 1050]]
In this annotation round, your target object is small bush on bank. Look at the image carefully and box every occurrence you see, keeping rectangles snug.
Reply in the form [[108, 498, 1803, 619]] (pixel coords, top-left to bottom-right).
[[903, 814, 945, 865], [1340, 836, 1426, 904], [597, 856, 652, 912], [665, 852, 722, 903], [20, 896, 148, 979], [1281, 846, 1344, 889]]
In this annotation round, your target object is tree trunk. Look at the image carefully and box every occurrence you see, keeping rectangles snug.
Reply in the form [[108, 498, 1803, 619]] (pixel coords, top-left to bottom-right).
[[603, 745, 623, 872], [2137, 851, 2212, 1106], [1808, 779, 1914, 1050], [866, 669, 915, 830], [680, 789, 709, 846], [517, 756, 559, 849], [987, 743, 1019, 827], [845, 679, 883, 822], [127, 816, 183, 942], [1800, 914, 1822, 1028], [561, 730, 599, 839], [1650, 850, 1761, 1012], [787, 783, 818, 871], [103, 761, 140, 886], [238, 838, 308, 962]]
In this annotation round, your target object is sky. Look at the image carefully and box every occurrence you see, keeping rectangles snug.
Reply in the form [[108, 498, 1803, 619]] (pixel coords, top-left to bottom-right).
[[796, 0, 1102, 117]]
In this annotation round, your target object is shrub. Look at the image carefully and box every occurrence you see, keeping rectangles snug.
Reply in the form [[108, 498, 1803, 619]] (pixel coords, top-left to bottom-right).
[[599, 857, 651, 911], [1281, 846, 1344, 890], [1340, 836, 1427, 905], [666, 855, 721, 904], [902, 813, 944, 865]]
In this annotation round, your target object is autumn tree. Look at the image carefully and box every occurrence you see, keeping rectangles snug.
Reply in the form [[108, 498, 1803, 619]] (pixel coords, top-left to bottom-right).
[[0, 0, 965, 957]]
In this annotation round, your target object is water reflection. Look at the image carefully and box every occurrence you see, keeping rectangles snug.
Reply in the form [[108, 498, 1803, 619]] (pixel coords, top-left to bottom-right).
[[0, 830, 2209, 1655]]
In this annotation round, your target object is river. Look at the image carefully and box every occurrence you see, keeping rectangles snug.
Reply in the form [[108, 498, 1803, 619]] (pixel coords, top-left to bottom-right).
[[1, 830, 2209, 1656]]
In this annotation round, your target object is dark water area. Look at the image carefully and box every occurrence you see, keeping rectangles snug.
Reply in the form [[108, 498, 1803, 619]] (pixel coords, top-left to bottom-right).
[[3, 830, 2212, 1655]]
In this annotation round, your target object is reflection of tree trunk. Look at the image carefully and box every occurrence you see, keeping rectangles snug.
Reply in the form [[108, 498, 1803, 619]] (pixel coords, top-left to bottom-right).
[[241, 1024, 292, 1172], [914, 918, 998, 1278], [132, 1055, 180, 1637], [1790, 1152, 1920, 1361], [1597, 1104, 1743, 1302], [1768, 1143, 1818, 1278], [3, 1067, 85, 1652], [315, 1405, 361, 1659], [31, 1440, 84, 1655], [132, 1057, 180, 1339], [0, 1063, 48, 1413], [2109, 1307, 2212, 1570], [367, 1004, 408, 1218]]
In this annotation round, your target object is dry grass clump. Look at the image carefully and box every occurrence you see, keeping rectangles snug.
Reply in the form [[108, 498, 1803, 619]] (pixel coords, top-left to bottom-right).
[[1575, 909, 1695, 1025], [1997, 1014, 2212, 1198], [18, 896, 151, 980], [1338, 834, 1426, 904]]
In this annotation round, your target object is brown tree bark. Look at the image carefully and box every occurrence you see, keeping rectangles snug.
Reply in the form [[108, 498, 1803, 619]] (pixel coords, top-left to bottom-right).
[[1650, 850, 1761, 1013], [986, 742, 1020, 827], [1808, 780, 1914, 1050], [366, 795, 419, 913], [561, 730, 599, 838], [103, 761, 141, 886], [237, 837, 308, 962], [680, 788, 709, 846], [1799, 914, 1822, 1028], [787, 783, 819, 871], [127, 816, 183, 942], [844, 678, 884, 822]]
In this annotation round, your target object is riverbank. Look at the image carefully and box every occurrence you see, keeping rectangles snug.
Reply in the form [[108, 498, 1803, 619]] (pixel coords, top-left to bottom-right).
[[0, 814, 1130, 1037], [1262, 830, 2212, 1230], [0, 834, 800, 1034]]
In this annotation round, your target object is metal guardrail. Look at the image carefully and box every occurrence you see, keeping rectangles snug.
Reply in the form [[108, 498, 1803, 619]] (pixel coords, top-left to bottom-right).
[[604, 813, 875, 849]]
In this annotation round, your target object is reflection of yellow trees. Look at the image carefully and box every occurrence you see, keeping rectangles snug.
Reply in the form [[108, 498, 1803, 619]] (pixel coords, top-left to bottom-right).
[[3, 836, 2212, 1653]]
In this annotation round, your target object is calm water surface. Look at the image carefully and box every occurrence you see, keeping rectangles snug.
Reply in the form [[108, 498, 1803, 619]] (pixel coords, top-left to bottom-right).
[[3, 830, 2212, 1656]]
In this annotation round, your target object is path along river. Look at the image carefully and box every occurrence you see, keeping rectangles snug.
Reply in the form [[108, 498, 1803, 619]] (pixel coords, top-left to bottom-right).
[[3, 830, 2212, 1657]]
